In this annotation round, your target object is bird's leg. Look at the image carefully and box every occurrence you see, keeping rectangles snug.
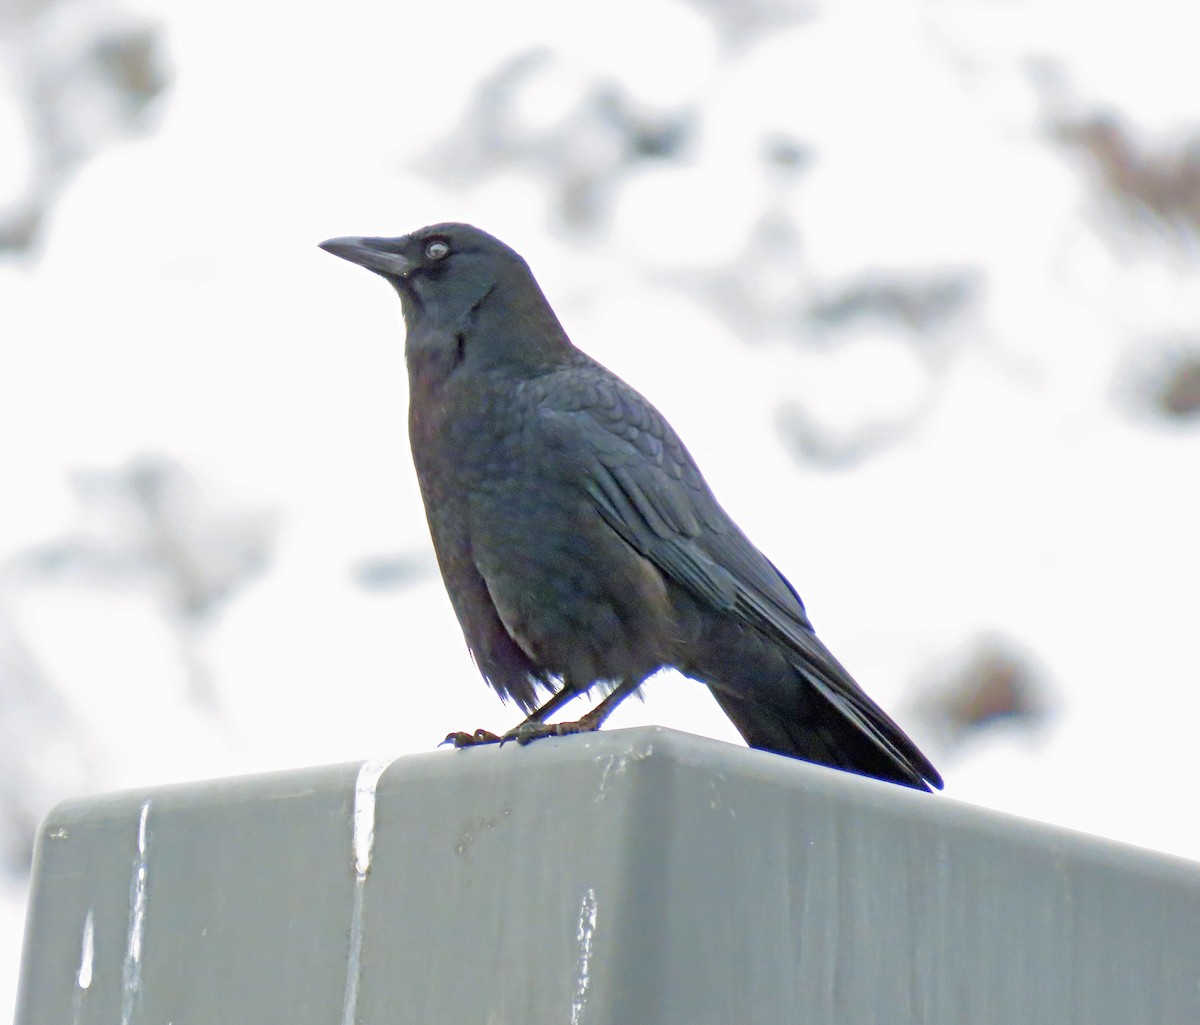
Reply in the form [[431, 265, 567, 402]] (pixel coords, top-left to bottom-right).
[[502, 677, 641, 746], [515, 684, 583, 725], [442, 683, 579, 748]]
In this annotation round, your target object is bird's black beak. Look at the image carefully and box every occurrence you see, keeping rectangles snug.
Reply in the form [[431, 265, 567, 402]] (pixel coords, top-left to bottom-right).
[[319, 235, 416, 278]]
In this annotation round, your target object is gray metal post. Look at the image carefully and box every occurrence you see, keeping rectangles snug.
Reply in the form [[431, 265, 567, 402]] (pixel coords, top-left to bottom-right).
[[15, 726, 1200, 1024]]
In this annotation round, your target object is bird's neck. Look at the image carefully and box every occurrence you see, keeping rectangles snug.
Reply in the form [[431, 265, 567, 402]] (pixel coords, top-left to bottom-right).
[[470, 285, 577, 378]]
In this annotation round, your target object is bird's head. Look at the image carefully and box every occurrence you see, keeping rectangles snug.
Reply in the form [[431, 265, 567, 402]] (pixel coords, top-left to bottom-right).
[[319, 223, 573, 375]]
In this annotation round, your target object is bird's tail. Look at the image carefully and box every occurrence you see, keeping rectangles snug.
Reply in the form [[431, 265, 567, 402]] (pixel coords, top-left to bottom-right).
[[708, 660, 943, 792]]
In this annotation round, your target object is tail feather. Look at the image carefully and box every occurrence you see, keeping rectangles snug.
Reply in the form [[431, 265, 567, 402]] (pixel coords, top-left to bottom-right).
[[710, 673, 942, 792], [675, 587, 941, 791]]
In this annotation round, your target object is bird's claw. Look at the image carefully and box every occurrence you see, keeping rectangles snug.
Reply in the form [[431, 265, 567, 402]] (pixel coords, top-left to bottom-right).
[[500, 720, 594, 746], [441, 729, 502, 749], [499, 722, 545, 746]]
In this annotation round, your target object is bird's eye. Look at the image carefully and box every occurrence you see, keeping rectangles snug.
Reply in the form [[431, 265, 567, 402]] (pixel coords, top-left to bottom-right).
[[425, 240, 450, 261]]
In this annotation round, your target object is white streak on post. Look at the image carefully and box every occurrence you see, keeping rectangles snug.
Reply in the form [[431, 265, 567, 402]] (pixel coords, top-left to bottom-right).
[[570, 887, 599, 1025], [342, 757, 398, 1025], [77, 908, 95, 989], [352, 757, 394, 876], [120, 800, 151, 1025], [595, 744, 655, 803], [71, 907, 95, 1025]]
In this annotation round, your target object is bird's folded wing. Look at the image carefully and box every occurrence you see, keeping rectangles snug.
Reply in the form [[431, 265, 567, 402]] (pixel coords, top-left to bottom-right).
[[543, 375, 822, 641], [542, 374, 937, 778]]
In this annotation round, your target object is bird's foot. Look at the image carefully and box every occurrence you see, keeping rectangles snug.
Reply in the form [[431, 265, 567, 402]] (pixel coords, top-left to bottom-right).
[[441, 729, 502, 748], [499, 718, 600, 747]]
